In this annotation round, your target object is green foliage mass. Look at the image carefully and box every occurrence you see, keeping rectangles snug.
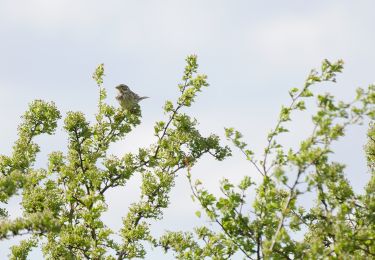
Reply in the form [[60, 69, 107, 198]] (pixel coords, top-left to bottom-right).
[[160, 59, 375, 259], [1, 56, 374, 259], [0, 55, 230, 259]]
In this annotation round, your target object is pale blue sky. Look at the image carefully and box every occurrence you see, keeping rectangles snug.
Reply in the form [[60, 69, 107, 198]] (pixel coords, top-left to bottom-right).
[[1, 1, 374, 259]]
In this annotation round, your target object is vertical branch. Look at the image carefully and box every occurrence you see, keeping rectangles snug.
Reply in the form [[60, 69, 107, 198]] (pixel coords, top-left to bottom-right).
[[92, 63, 105, 120]]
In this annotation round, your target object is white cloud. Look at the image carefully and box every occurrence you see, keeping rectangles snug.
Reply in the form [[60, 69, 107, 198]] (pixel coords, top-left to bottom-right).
[[0, 1, 98, 29]]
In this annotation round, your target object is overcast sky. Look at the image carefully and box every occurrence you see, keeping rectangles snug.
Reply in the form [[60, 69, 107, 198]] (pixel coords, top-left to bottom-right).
[[1, 1, 374, 259]]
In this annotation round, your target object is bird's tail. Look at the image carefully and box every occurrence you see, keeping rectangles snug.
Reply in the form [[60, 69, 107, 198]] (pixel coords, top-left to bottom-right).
[[139, 96, 149, 101]]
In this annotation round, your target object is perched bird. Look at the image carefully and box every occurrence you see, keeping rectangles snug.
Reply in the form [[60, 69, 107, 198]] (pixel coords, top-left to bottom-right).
[[115, 84, 149, 110]]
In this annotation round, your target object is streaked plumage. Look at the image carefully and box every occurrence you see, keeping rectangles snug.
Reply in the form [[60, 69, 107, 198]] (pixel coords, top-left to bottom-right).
[[115, 84, 148, 110]]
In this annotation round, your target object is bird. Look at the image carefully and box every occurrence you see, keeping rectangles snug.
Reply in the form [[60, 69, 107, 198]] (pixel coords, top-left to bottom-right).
[[115, 84, 149, 110]]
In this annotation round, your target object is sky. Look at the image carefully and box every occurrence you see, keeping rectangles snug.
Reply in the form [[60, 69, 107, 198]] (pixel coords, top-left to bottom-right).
[[0, 1, 374, 259]]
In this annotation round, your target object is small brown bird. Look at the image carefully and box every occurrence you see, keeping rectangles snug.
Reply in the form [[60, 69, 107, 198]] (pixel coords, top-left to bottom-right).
[[115, 84, 149, 110]]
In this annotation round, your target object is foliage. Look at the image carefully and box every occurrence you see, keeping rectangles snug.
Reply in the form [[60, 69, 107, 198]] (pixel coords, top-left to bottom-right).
[[159, 60, 375, 259], [0, 55, 230, 259], [1, 57, 374, 259]]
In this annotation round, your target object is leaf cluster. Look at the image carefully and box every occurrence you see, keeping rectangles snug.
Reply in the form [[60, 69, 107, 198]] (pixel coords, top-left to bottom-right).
[[0, 56, 230, 259], [160, 60, 375, 259]]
